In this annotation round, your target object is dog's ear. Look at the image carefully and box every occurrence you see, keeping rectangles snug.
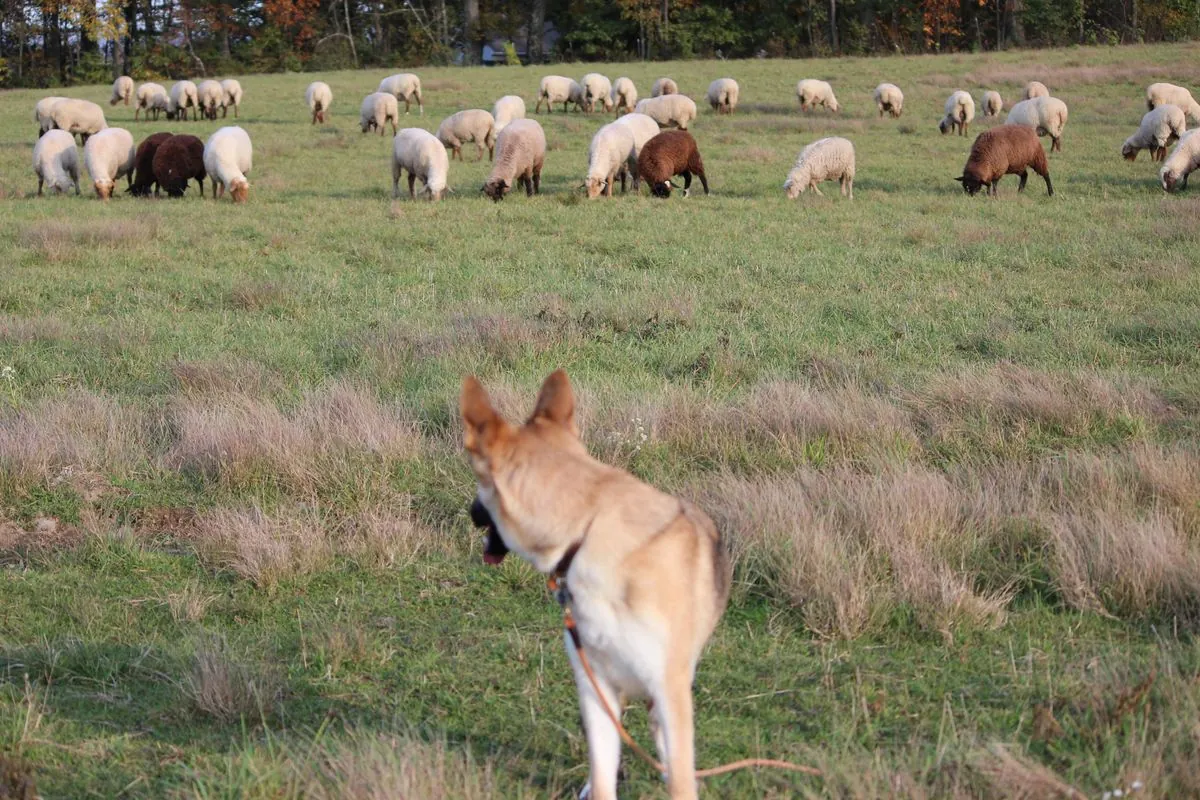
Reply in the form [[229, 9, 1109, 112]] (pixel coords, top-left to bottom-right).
[[461, 375, 505, 454], [529, 369, 577, 435]]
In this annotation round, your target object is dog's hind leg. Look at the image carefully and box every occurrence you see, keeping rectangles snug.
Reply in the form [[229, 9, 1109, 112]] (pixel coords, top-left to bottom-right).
[[655, 674, 700, 800], [569, 644, 622, 800]]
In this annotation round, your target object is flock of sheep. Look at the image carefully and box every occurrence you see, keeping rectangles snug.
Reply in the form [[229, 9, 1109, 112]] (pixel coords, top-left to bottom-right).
[[26, 69, 1200, 203]]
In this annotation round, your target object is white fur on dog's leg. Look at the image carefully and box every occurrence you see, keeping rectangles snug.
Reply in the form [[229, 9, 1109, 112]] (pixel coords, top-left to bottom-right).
[[578, 783, 591, 800], [568, 635, 622, 800]]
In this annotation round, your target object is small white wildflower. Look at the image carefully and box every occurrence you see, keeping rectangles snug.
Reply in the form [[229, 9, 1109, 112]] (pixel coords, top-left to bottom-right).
[[1132, 780, 1144, 791], [1103, 792, 1113, 800], [1114, 790, 1124, 798], [1, 365, 14, 382]]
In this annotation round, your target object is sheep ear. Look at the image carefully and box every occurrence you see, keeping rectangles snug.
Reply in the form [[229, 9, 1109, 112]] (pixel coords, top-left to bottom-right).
[[954, 176, 965, 183]]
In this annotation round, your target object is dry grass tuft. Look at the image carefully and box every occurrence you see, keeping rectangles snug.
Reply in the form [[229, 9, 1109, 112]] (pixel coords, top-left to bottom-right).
[[185, 638, 280, 722], [0, 752, 37, 800], [0, 314, 70, 344], [189, 505, 331, 588], [23, 218, 156, 262], [739, 145, 778, 163], [162, 580, 221, 624], [973, 744, 1086, 800], [228, 280, 293, 312], [171, 359, 277, 396]]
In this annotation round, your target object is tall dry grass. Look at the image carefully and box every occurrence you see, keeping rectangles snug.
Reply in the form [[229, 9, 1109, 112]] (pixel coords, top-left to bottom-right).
[[185, 638, 281, 722]]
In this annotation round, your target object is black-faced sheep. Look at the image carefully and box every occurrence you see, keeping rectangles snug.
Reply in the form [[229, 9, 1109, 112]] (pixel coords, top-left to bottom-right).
[[152, 134, 207, 197], [956, 124, 1053, 197], [636, 129, 708, 199], [129, 132, 171, 196]]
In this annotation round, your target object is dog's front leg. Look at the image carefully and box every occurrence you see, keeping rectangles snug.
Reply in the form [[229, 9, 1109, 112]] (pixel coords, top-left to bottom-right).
[[568, 638, 622, 800], [654, 674, 699, 800]]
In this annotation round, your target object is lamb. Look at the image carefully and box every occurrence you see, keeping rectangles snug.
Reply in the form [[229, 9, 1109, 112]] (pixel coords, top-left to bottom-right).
[[34, 96, 66, 136], [1160, 130, 1200, 192], [797, 79, 840, 112], [492, 95, 525, 133], [47, 98, 107, 144], [1122, 104, 1187, 162], [873, 82, 903, 118], [581, 73, 614, 113], [436, 109, 496, 161], [196, 80, 225, 120], [203, 125, 253, 202], [110, 76, 134, 106], [83, 127, 135, 199], [636, 129, 708, 199], [536, 76, 584, 113], [220, 79, 243, 118], [306, 81, 333, 124], [377, 73, 423, 114], [481, 119, 545, 201], [1006, 96, 1069, 152], [1146, 83, 1200, 124], [634, 94, 698, 130], [392, 127, 449, 201], [611, 77, 637, 116], [613, 112, 660, 191], [707, 78, 739, 114], [32, 129, 80, 196], [982, 90, 1003, 117], [651, 77, 678, 97], [153, 134, 206, 197], [128, 132, 171, 196], [360, 92, 400, 137], [783, 136, 855, 200], [135, 83, 169, 122], [939, 90, 975, 136], [167, 80, 199, 121], [955, 124, 1052, 197], [1022, 81, 1049, 100], [585, 122, 636, 198]]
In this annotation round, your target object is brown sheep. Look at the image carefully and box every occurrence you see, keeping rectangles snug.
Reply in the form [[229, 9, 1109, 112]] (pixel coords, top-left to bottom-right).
[[636, 130, 709, 199], [956, 125, 1053, 197], [152, 134, 207, 197], [129, 132, 171, 196]]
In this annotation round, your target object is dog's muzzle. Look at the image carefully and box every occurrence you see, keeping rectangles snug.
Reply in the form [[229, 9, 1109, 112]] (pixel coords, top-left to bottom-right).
[[470, 496, 509, 565]]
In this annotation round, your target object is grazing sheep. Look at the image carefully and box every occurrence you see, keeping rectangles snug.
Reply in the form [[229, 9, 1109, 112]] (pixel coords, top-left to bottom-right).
[[1161, 130, 1200, 192], [797, 79, 839, 113], [982, 90, 1004, 117], [392, 128, 449, 201], [536, 76, 583, 113], [110, 76, 135, 106], [939, 90, 975, 136], [167, 80, 199, 121], [221, 79, 243, 118], [955, 124, 1052, 197], [492, 95, 525, 133], [32, 129, 80, 196], [153, 134, 206, 197], [707, 78, 739, 114], [611, 77, 637, 116], [613, 112, 660, 191], [873, 83, 903, 118], [784, 137, 855, 200], [196, 80, 225, 120], [637, 129, 708, 199], [1022, 81, 1049, 100], [83, 127, 135, 199], [585, 122, 636, 198], [135, 83, 169, 122], [1122, 104, 1187, 162], [377, 73, 423, 114], [651, 77, 678, 97], [581, 73, 614, 113], [360, 92, 400, 136], [481, 119, 545, 201], [1006, 96, 1069, 152], [34, 96, 66, 136], [1146, 83, 1200, 124], [48, 98, 107, 144], [203, 125, 253, 202], [129, 132, 171, 196], [306, 81, 332, 124], [634, 94, 698, 130], [437, 109, 496, 161]]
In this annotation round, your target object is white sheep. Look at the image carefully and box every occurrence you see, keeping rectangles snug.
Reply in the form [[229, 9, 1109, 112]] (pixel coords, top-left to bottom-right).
[[536, 75, 583, 113], [581, 73, 614, 113], [196, 80, 225, 120], [1122, 104, 1187, 162], [221, 79, 243, 118], [982, 90, 1004, 117], [651, 77, 678, 97], [110, 76, 135, 106], [377, 73, 423, 114], [482, 119, 546, 201], [1006, 95, 1069, 152], [783, 136, 855, 200], [585, 122, 636, 198], [203, 125, 252, 202], [939, 90, 975, 136], [707, 78, 739, 114], [1022, 81, 1049, 100], [48, 98, 107, 144], [168, 80, 199, 121], [437, 109, 496, 161], [32, 129, 80, 196], [135, 83, 168, 122], [610, 77, 637, 116], [797, 79, 839, 113], [83, 127, 135, 199], [613, 112, 660, 191], [360, 92, 400, 137], [492, 95, 525, 133], [306, 81, 333, 124], [392, 127, 449, 201], [1161, 130, 1200, 192], [873, 82, 903, 118], [1146, 83, 1200, 124], [34, 96, 66, 136], [634, 94, 697, 130]]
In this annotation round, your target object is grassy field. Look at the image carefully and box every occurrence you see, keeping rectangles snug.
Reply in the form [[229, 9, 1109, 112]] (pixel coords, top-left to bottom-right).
[[2, 41, 1200, 798]]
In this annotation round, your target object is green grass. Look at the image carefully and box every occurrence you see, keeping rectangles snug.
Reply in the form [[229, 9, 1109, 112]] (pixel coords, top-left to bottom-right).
[[2, 43, 1200, 798]]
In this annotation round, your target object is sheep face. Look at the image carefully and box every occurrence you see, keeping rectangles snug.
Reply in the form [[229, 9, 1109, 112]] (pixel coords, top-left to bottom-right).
[[231, 179, 250, 203], [955, 173, 986, 196], [1121, 144, 1138, 162], [585, 177, 606, 198], [650, 180, 673, 198], [482, 178, 510, 202], [783, 178, 803, 200], [1161, 170, 1187, 192], [939, 119, 952, 135], [93, 180, 115, 200]]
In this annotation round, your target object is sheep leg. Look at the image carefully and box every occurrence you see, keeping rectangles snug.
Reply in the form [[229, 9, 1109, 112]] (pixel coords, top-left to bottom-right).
[[37, 177, 43, 196], [846, 176, 853, 200], [234, 105, 238, 119], [489, 144, 494, 161], [698, 171, 709, 195], [475, 142, 484, 162], [810, 181, 823, 196], [524, 173, 534, 197], [135, 107, 141, 122], [197, 177, 204, 197], [408, 173, 417, 199], [532, 167, 541, 195], [1052, 136, 1061, 153], [620, 170, 627, 194], [1042, 173, 1054, 197]]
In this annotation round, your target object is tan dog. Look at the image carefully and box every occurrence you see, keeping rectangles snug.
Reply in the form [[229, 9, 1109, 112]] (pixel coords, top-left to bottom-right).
[[460, 369, 731, 800]]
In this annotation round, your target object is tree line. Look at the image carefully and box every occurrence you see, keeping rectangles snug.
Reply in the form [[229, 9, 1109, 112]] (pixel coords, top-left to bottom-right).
[[2, 0, 1198, 88]]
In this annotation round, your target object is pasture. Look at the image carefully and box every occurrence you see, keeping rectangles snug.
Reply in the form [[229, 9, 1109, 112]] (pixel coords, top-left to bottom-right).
[[2, 40, 1200, 798]]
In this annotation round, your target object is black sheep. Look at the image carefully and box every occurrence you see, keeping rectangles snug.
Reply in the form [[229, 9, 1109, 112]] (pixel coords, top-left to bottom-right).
[[152, 134, 206, 198]]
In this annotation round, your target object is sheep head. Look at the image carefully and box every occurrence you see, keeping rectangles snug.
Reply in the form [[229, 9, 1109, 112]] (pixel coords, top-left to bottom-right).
[[482, 178, 510, 202], [1121, 143, 1138, 161], [651, 180, 673, 199], [939, 119, 952, 135], [93, 180, 114, 200], [230, 179, 250, 203], [585, 177, 606, 199], [783, 178, 803, 200], [955, 173, 985, 196]]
